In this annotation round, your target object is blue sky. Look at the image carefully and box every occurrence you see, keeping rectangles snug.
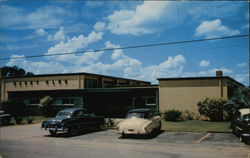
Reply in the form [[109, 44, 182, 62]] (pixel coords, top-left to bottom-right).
[[0, 1, 249, 85]]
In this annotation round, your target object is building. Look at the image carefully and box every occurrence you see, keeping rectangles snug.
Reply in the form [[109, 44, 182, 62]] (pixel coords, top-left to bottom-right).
[[158, 72, 244, 113], [0, 71, 244, 117], [0, 72, 158, 117]]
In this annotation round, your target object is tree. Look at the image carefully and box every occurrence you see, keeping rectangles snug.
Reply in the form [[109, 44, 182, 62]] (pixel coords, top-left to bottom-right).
[[0, 65, 34, 77], [224, 87, 250, 119], [39, 96, 54, 117], [197, 98, 228, 121]]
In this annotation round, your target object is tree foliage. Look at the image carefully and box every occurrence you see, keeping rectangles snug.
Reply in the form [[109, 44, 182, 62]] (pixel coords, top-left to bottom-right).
[[197, 98, 228, 121], [39, 96, 54, 117], [0, 65, 33, 77], [224, 87, 250, 119]]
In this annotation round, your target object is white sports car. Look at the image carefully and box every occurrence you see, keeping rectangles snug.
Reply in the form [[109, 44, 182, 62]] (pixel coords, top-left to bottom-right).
[[117, 109, 161, 136]]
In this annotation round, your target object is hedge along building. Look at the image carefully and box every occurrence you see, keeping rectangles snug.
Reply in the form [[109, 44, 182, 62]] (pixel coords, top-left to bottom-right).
[[0, 72, 158, 117], [0, 71, 244, 117], [158, 71, 245, 113]]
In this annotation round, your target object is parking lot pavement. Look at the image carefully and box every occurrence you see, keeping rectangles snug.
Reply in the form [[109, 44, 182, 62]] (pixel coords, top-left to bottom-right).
[[0, 124, 249, 158]]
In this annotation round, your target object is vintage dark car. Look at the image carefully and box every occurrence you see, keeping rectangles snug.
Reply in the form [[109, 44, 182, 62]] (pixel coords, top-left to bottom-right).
[[231, 108, 250, 143], [41, 108, 104, 136], [0, 110, 12, 126]]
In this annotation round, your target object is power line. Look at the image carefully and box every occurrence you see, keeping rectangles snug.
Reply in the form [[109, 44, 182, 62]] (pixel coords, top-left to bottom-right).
[[0, 34, 249, 61]]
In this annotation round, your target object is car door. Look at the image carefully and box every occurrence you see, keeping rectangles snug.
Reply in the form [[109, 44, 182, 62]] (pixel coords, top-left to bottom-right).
[[150, 111, 161, 130]]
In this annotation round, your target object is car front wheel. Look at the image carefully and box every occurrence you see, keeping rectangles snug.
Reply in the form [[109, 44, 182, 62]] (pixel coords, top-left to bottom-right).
[[49, 130, 57, 137]]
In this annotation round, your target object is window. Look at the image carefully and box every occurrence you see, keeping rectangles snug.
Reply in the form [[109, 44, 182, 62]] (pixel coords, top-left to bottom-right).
[[145, 97, 156, 106], [13, 81, 16, 86], [19, 82, 22, 86], [36, 81, 39, 84], [25, 81, 27, 85], [58, 80, 61, 84], [65, 80, 68, 84], [85, 79, 98, 88], [30, 81, 33, 85], [52, 80, 55, 84], [46, 80, 49, 84]]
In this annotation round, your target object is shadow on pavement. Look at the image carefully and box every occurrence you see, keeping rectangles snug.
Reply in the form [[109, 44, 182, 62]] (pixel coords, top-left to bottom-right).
[[119, 130, 165, 139], [43, 129, 107, 138]]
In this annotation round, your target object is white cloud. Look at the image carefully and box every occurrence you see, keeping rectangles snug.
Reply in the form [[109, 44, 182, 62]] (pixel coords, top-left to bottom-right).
[[107, 1, 170, 35], [48, 27, 67, 41], [104, 41, 124, 60], [195, 19, 240, 38], [6, 55, 67, 74], [94, 22, 106, 32], [136, 55, 186, 82], [1, 5, 73, 29], [46, 31, 103, 62], [235, 74, 249, 83], [199, 60, 210, 67], [35, 28, 48, 36], [236, 62, 248, 67], [197, 68, 233, 76]]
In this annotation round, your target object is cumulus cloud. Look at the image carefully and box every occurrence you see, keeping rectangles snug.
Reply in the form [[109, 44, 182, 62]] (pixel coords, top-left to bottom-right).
[[94, 22, 106, 32], [136, 55, 186, 82], [6, 55, 67, 74], [35, 28, 48, 36], [195, 19, 240, 38], [46, 31, 103, 62], [48, 27, 67, 41], [107, 1, 170, 35], [199, 60, 210, 67]]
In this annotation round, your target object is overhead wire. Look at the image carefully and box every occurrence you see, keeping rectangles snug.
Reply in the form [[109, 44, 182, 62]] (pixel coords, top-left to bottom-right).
[[0, 34, 248, 61]]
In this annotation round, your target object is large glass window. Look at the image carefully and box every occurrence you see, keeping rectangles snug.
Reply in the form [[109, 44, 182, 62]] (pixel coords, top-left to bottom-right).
[[85, 79, 98, 88]]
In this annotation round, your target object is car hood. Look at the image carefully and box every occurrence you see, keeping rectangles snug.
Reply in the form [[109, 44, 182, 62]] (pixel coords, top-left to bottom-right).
[[118, 118, 150, 129], [42, 116, 68, 127]]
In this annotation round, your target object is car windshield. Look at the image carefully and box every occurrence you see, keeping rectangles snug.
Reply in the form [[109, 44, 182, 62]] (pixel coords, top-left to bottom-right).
[[126, 112, 145, 119], [243, 114, 250, 120], [56, 111, 71, 117]]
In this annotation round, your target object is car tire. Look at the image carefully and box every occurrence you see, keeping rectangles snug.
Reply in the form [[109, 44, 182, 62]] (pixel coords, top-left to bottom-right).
[[69, 128, 78, 136], [49, 130, 57, 137]]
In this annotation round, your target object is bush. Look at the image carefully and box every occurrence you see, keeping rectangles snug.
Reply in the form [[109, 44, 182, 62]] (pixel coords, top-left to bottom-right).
[[25, 116, 34, 124], [14, 117, 24, 124], [197, 98, 228, 122], [181, 110, 196, 120], [164, 109, 182, 122]]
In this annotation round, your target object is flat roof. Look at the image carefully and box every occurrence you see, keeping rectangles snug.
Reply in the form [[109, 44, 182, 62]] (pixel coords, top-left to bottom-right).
[[2, 72, 151, 84], [158, 76, 245, 87]]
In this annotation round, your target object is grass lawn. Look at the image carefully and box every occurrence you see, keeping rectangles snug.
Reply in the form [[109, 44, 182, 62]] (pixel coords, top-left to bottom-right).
[[161, 120, 232, 133]]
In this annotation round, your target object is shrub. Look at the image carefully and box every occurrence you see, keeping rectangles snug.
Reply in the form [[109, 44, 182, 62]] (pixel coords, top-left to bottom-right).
[[197, 98, 228, 122], [164, 109, 182, 122], [14, 117, 24, 124], [181, 110, 196, 120], [25, 116, 34, 124], [39, 96, 54, 117]]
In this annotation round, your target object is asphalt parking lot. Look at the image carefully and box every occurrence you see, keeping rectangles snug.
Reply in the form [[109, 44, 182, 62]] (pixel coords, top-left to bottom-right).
[[0, 123, 249, 158]]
